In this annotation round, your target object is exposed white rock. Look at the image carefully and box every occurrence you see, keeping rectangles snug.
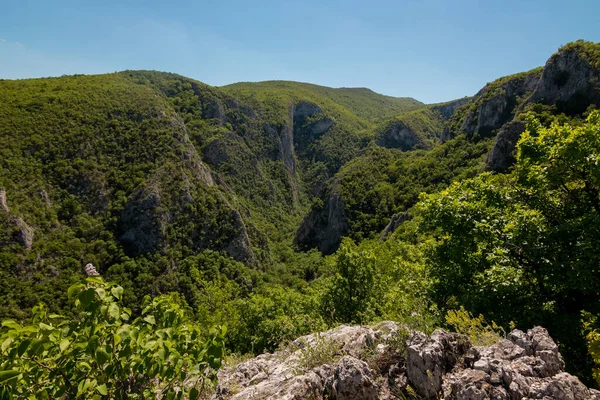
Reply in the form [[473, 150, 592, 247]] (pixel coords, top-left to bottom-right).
[[215, 324, 599, 400]]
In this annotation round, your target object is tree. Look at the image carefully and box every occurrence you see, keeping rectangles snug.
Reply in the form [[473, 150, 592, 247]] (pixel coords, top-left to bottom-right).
[[322, 238, 377, 323], [418, 111, 600, 381]]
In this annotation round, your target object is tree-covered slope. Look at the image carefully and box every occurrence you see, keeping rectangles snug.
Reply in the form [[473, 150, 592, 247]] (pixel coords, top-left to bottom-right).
[[223, 80, 423, 121], [296, 40, 600, 255], [0, 70, 427, 330]]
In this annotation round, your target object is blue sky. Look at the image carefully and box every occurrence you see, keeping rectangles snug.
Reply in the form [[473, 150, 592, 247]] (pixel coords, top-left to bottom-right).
[[1, 0, 598, 103]]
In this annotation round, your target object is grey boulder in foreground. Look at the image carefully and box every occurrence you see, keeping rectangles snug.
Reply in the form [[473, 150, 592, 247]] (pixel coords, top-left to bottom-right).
[[214, 322, 599, 400]]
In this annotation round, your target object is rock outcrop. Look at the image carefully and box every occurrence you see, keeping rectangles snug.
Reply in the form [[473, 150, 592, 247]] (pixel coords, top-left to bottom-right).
[[375, 121, 424, 151], [294, 183, 349, 255], [0, 189, 8, 213], [407, 329, 471, 397], [214, 322, 402, 400], [0, 190, 34, 250], [483, 42, 600, 171], [454, 69, 541, 140], [485, 120, 527, 172], [214, 323, 599, 400], [531, 44, 600, 113], [12, 217, 34, 250], [292, 101, 335, 157], [379, 212, 410, 240], [432, 97, 472, 119], [441, 326, 599, 400]]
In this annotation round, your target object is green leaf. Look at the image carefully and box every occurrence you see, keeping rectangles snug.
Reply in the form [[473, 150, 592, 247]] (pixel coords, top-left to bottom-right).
[[143, 315, 156, 325], [29, 338, 47, 355], [77, 361, 92, 371], [59, 339, 70, 352], [0, 370, 20, 384], [1, 337, 13, 352], [78, 288, 96, 307], [108, 303, 120, 319], [96, 347, 110, 364], [1, 319, 21, 330], [17, 340, 30, 356], [67, 283, 85, 300], [97, 384, 108, 395], [189, 388, 199, 400], [39, 322, 54, 331], [86, 276, 105, 285], [111, 286, 123, 301]]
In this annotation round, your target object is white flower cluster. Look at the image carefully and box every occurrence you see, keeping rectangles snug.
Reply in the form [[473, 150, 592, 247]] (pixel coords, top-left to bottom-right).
[[85, 263, 99, 276]]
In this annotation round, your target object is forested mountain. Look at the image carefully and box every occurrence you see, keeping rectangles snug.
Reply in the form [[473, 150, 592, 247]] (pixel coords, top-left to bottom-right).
[[2, 40, 600, 398]]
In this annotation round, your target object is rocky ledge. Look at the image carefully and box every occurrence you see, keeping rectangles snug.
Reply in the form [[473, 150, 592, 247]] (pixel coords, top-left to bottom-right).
[[214, 322, 599, 400]]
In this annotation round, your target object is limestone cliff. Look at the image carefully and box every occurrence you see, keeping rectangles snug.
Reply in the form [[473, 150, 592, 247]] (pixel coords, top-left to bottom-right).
[[294, 181, 348, 255]]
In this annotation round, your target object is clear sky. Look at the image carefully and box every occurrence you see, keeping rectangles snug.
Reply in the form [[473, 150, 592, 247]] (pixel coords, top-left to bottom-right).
[[1, 0, 598, 103]]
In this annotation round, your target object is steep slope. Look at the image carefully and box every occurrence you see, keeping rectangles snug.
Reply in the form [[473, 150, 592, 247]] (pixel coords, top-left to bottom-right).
[[295, 136, 492, 253], [296, 40, 600, 255], [446, 40, 600, 171], [0, 73, 270, 315], [296, 99, 477, 253], [0, 70, 427, 319]]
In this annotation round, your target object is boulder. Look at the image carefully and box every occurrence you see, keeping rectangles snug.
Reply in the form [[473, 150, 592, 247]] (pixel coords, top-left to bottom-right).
[[324, 356, 379, 400], [406, 329, 471, 398]]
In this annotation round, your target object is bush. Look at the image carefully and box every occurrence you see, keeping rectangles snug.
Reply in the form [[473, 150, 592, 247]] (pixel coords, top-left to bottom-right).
[[0, 276, 225, 399], [445, 307, 504, 346]]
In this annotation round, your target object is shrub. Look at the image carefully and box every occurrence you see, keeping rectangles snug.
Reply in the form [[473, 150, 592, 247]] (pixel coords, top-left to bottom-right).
[[0, 276, 225, 399], [445, 307, 504, 346]]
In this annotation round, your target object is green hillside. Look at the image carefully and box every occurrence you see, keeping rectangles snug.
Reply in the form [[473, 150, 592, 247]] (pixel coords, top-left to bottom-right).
[[2, 41, 600, 396], [223, 80, 423, 121]]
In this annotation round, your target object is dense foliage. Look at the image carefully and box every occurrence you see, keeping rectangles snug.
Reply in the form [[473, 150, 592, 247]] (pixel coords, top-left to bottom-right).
[[419, 111, 600, 381], [334, 135, 492, 241], [223, 81, 423, 121], [0, 276, 225, 399]]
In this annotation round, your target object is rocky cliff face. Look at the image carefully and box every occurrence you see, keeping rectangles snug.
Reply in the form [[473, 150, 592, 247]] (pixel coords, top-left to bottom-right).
[[432, 97, 472, 119], [294, 181, 348, 255], [441, 42, 600, 172], [485, 42, 600, 171], [214, 323, 599, 400], [531, 45, 600, 113], [379, 212, 410, 241], [0, 190, 34, 250], [447, 69, 541, 142], [376, 100, 469, 151], [485, 120, 527, 172], [375, 122, 423, 151]]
